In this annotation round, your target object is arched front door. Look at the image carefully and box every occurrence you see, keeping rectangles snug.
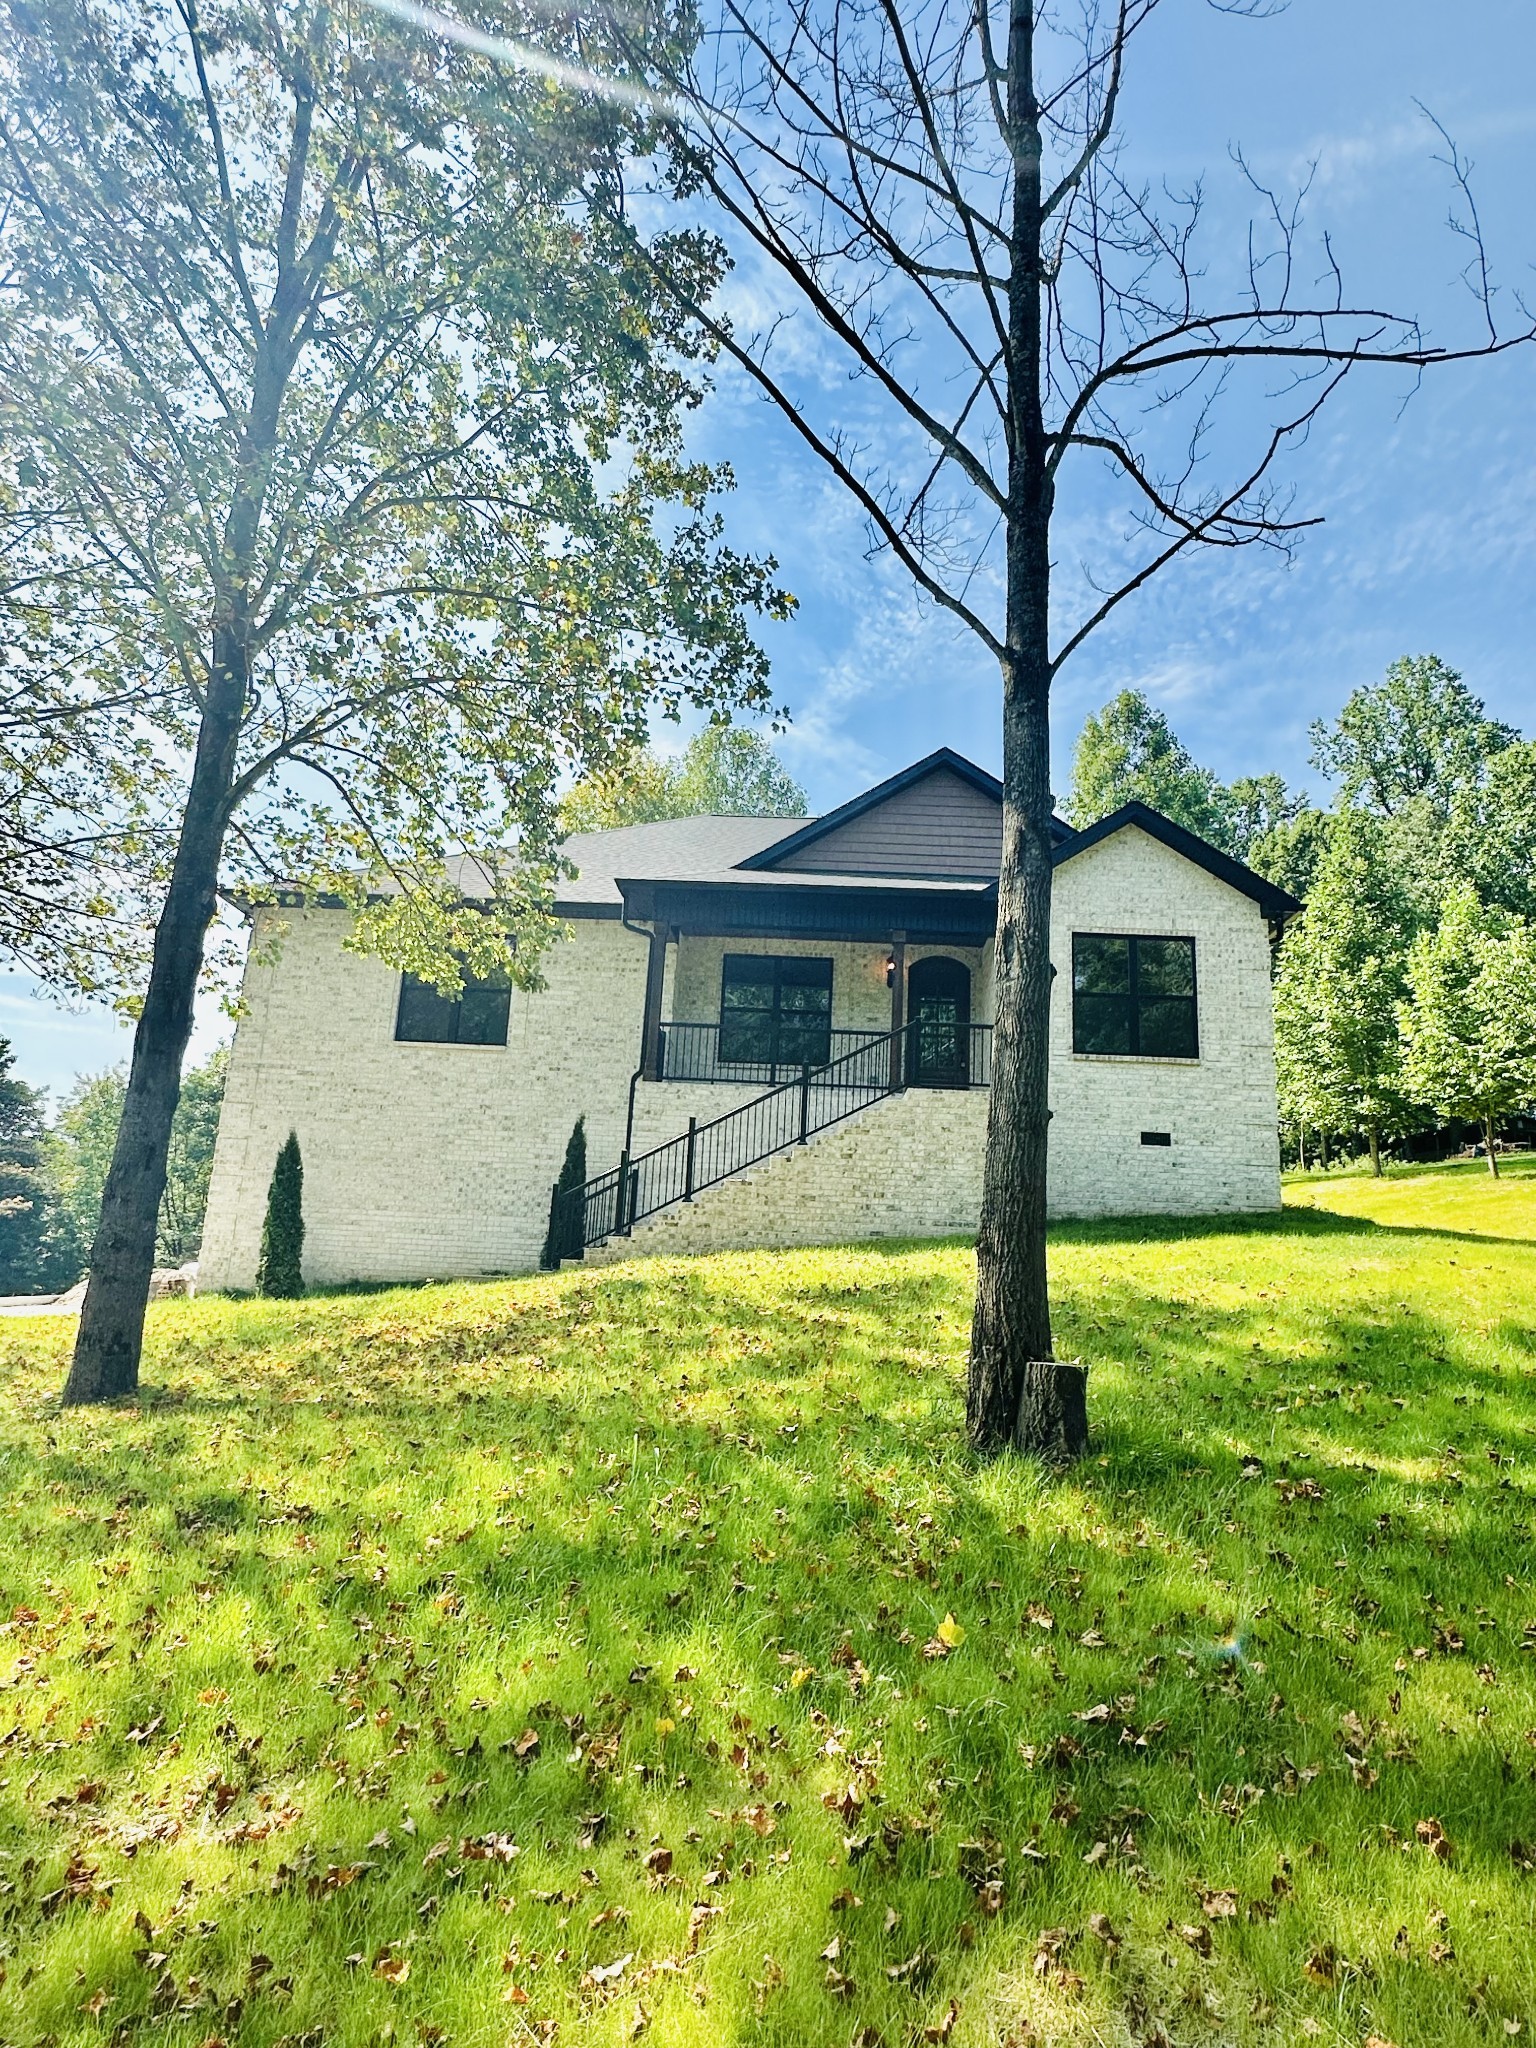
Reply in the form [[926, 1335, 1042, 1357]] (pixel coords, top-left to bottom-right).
[[907, 956, 971, 1087]]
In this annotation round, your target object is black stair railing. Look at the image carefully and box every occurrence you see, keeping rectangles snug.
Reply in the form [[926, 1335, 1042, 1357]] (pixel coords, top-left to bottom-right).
[[558, 1021, 992, 1254]]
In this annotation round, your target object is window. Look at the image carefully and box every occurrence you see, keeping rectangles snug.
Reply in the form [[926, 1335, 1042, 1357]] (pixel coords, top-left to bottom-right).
[[395, 971, 511, 1046], [719, 954, 833, 1068], [1072, 935, 1198, 1059]]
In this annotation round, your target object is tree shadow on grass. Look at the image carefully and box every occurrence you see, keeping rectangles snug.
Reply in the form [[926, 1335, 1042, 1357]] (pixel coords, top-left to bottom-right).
[[6, 1236, 1536, 2048]]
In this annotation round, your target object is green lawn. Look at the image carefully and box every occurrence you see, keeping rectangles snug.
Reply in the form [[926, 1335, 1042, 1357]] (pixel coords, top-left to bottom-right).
[[3, 1167, 1534, 2048]]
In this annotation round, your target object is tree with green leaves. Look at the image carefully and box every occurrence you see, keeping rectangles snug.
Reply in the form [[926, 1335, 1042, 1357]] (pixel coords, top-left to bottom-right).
[[1399, 888, 1536, 1178], [1067, 690, 1229, 845], [156, 1049, 229, 1266], [42, 1047, 229, 1274], [561, 724, 807, 832], [0, 0, 785, 1402], [0, 1038, 76, 1293], [1274, 814, 1418, 1175], [1310, 656, 1518, 819], [1245, 807, 1334, 904], [1308, 658, 1529, 928], [1068, 692, 1313, 865], [1435, 739, 1536, 923], [256, 1133, 305, 1296], [541, 1117, 588, 1270]]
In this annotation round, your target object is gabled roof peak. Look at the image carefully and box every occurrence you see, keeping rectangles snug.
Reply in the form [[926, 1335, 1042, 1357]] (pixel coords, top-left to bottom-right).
[[739, 747, 1008, 873], [1053, 800, 1301, 922]]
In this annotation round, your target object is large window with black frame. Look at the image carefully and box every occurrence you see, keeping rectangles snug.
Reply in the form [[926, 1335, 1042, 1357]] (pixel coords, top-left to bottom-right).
[[395, 970, 512, 1047], [718, 954, 834, 1071], [1071, 934, 1198, 1059]]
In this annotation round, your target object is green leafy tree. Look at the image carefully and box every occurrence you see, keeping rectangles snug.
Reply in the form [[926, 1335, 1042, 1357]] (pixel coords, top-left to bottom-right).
[[0, 1038, 79, 1292], [158, 1049, 229, 1265], [43, 1071, 126, 1268], [1068, 695, 1307, 863], [1436, 739, 1536, 922], [541, 1117, 588, 1270], [1274, 814, 1419, 1174], [0, 0, 785, 1401], [1399, 887, 1536, 1178], [1067, 691, 1229, 844], [562, 726, 806, 832], [1222, 775, 1309, 865], [1247, 808, 1334, 903], [43, 1048, 229, 1272], [256, 1132, 304, 1296], [1310, 656, 1517, 818]]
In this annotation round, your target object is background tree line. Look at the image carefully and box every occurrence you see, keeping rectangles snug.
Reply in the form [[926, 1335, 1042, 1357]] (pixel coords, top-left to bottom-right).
[[0, 1042, 227, 1294], [1068, 655, 1536, 1173]]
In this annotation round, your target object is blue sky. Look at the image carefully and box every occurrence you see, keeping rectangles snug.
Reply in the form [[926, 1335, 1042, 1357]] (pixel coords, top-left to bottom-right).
[[6, 0, 1534, 1098]]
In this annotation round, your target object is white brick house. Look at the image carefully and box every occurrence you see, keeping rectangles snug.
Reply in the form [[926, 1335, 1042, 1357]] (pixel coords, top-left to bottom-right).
[[198, 749, 1297, 1289]]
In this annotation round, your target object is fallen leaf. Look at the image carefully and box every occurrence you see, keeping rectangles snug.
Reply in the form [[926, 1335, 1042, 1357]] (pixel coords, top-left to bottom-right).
[[1087, 1913, 1120, 1951], [1415, 1817, 1454, 1862]]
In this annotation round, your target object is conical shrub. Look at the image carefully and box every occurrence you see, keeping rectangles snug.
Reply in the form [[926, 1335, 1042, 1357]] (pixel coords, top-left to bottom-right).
[[256, 1131, 305, 1297], [541, 1116, 587, 1269]]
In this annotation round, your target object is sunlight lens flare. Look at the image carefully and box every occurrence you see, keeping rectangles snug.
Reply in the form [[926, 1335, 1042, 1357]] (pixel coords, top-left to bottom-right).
[[363, 0, 689, 122]]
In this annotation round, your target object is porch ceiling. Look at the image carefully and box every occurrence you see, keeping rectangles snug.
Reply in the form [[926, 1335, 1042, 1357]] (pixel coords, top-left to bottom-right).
[[615, 875, 998, 945]]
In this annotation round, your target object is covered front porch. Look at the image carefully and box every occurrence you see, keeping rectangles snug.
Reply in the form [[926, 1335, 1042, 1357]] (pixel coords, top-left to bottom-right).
[[616, 873, 999, 1093]]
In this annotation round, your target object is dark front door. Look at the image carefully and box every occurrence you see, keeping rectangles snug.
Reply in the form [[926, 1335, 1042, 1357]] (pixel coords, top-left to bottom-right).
[[907, 956, 971, 1087]]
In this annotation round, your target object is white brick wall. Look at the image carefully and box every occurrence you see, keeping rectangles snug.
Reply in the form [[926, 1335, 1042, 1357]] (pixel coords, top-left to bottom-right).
[[198, 825, 1280, 1288], [198, 909, 651, 1289], [1046, 826, 1281, 1218], [586, 1086, 987, 1265]]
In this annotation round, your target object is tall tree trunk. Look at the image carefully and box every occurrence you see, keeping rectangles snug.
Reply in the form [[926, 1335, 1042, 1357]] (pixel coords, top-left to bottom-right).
[[1484, 1115, 1500, 1178], [1298, 1125, 1308, 1172], [1320, 1130, 1330, 1169], [1368, 1126, 1381, 1177], [967, 0, 1087, 1464], [62, 640, 247, 1404]]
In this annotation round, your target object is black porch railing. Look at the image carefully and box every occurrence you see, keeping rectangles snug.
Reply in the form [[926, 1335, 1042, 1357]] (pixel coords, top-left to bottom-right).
[[558, 1020, 992, 1254], [657, 1020, 887, 1085]]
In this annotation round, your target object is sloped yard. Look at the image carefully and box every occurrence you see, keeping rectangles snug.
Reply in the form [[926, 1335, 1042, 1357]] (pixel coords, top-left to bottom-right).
[[2, 1163, 1533, 2047]]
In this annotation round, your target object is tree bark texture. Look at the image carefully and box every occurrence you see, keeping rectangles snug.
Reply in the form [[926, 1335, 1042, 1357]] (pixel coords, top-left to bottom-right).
[[966, 0, 1087, 1463], [1368, 1128, 1381, 1177], [1485, 1116, 1500, 1178], [62, 638, 246, 1403]]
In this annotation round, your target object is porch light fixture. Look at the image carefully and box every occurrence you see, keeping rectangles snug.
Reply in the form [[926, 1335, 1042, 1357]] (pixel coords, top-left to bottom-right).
[[885, 955, 896, 987]]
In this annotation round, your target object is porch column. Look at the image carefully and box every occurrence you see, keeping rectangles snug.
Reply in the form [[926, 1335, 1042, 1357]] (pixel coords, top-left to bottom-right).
[[887, 932, 906, 1091], [640, 924, 671, 1082]]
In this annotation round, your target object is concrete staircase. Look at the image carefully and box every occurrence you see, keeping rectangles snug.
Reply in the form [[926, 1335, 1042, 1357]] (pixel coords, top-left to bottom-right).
[[582, 1084, 987, 1266]]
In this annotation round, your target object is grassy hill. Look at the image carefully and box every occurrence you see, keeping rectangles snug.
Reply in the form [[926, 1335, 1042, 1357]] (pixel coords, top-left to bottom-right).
[[2, 1163, 1533, 2048]]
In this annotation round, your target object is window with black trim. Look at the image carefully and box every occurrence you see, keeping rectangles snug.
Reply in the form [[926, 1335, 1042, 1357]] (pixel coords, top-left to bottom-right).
[[1072, 935, 1198, 1059], [719, 954, 833, 1067], [395, 971, 511, 1046]]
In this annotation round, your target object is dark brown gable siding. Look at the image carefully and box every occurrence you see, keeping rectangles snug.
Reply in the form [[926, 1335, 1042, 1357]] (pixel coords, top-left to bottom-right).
[[773, 767, 1002, 877]]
